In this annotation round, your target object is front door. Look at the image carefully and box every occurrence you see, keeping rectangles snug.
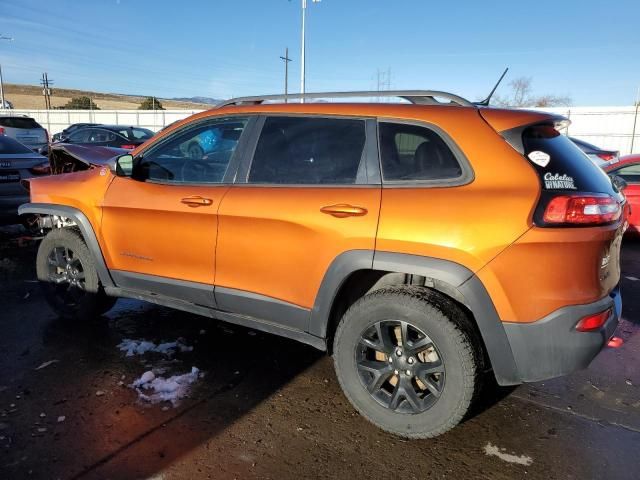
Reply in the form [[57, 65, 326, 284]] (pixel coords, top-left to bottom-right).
[[100, 116, 250, 306], [215, 115, 381, 330]]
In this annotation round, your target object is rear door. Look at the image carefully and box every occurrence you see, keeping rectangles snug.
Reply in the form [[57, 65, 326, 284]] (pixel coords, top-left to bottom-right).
[[610, 162, 640, 232], [214, 115, 381, 331], [100, 116, 253, 307]]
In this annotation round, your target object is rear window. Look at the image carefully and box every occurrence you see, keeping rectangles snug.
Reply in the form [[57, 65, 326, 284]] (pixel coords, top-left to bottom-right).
[[0, 135, 33, 154], [0, 117, 43, 129], [522, 125, 615, 194]]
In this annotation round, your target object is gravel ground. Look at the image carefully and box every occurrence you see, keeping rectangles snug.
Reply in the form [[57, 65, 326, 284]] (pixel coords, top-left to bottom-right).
[[0, 226, 638, 480]]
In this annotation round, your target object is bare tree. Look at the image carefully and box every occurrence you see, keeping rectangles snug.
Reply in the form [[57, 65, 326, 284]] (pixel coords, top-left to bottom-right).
[[492, 77, 571, 108]]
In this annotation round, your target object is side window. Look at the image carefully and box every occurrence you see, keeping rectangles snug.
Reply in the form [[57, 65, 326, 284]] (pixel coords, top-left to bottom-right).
[[248, 117, 366, 185], [67, 129, 92, 143], [614, 164, 640, 183], [134, 118, 247, 184], [379, 122, 462, 181], [88, 129, 116, 143]]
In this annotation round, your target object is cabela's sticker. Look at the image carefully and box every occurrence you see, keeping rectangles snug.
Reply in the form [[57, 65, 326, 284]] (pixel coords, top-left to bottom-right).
[[528, 150, 550, 167], [544, 172, 576, 190]]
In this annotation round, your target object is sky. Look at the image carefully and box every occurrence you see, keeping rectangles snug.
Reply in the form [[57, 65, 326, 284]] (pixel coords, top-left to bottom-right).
[[0, 0, 639, 106]]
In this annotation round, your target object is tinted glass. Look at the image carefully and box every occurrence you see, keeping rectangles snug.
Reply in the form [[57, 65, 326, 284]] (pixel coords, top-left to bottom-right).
[[67, 129, 93, 143], [0, 135, 33, 154], [0, 117, 42, 129], [135, 118, 247, 184], [88, 129, 117, 143], [523, 126, 615, 194], [612, 163, 640, 183], [130, 127, 154, 140], [379, 123, 462, 181], [248, 117, 366, 184]]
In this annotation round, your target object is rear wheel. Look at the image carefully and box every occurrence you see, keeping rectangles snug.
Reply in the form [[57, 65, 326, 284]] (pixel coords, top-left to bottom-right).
[[333, 286, 480, 438], [36, 228, 115, 320]]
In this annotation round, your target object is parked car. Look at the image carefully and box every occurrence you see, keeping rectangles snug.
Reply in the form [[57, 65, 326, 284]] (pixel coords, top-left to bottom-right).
[[0, 114, 48, 152], [0, 135, 49, 226], [59, 125, 154, 150], [605, 154, 640, 235], [570, 137, 619, 167], [51, 123, 100, 142], [20, 91, 625, 439], [0, 99, 14, 109]]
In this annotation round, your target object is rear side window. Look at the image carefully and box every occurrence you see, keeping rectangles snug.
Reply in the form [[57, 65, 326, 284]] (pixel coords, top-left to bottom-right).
[[379, 123, 462, 182], [248, 117, 366, 185], [0, 135, 33, 154], [0, 117, 42, 129], [523, 126, 615, 194]]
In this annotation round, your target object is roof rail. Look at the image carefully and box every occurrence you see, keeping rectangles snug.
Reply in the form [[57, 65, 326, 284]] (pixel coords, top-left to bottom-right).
[[216, 90, 475, 108]]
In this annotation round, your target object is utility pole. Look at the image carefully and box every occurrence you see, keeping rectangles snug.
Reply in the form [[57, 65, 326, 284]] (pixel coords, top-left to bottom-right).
[[631, 86, 640, 154], [40, 72, 53, 109], [300, 0, 320, 103], [0, 34, 13, 109], [280, 48, 293, 102]]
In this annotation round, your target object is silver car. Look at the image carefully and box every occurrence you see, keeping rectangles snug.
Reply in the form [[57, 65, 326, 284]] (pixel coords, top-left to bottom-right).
[[0, 135, 49, 225], [0, 115, 48, 152]]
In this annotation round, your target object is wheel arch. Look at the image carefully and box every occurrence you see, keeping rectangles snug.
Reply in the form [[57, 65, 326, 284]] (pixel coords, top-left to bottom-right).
[[18, 202, 114, 288], [310, 250, 521, 386]]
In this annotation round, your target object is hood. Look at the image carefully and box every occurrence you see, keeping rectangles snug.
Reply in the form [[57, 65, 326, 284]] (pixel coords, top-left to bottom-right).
[[49, 143, 127, 174]]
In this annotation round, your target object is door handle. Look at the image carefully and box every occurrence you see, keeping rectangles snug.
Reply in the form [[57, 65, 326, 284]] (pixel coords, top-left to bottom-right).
[[320, 204, 368, 218], [181, 196, 213, 207]]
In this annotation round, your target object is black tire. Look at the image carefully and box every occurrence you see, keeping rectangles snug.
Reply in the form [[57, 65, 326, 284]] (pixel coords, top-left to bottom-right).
[[333, 286, 480, 438], [36, 228, 115, 321]]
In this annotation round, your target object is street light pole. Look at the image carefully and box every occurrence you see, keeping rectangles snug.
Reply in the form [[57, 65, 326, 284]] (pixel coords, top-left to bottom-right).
[[300, 0, 320, 103], [0, 35, 13, 109]]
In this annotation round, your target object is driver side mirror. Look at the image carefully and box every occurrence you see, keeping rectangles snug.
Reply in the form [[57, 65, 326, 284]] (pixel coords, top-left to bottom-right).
[[115, 154, 134, 177]]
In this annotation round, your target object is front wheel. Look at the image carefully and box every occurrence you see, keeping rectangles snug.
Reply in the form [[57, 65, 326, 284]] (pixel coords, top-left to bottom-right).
[[36, 228, 115, 321], [333, 286, 480, 438]]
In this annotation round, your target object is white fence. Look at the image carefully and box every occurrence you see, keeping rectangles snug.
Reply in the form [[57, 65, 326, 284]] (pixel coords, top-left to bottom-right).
[[7, 106, 640, 155], [539, 106, 640, 155]]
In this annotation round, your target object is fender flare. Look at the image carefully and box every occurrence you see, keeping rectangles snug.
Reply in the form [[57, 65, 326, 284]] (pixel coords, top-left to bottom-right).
[[310, 250, 521, 385], [18, 202, 115, 288]]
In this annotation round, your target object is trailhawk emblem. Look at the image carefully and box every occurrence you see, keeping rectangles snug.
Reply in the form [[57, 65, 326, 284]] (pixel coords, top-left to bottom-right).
[[544, 172, 577, 190], [0, 161, 11, 168]]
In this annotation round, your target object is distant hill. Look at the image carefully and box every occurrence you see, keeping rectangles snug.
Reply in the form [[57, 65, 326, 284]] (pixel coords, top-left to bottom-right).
[[171, 96, 222, 105], [3, 84, 215, 110]]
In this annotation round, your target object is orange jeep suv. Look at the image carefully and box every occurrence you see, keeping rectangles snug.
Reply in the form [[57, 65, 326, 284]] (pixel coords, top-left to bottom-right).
[[20, 91, 626, 438]]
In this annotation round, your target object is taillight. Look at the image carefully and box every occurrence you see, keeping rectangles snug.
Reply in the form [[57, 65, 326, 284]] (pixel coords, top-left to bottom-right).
[[30, 162, 51, 175], [0, 127, 4, 135], [542, 194, 621, 226], [120, 144, 136, 150], [575, 308, 612, 332]]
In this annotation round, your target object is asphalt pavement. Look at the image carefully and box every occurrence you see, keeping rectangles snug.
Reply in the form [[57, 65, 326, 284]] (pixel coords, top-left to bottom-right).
[[1, 226, 638, 480]]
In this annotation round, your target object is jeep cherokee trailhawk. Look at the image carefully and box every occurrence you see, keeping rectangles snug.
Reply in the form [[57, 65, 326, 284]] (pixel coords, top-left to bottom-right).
[[20, 91, 626, 438]]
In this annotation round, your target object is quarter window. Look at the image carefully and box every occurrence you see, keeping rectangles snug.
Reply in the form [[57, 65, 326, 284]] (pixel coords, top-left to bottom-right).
[[134, 118, 247, 184], [248, 117, 367, 184], [379, 123, 462, 181]]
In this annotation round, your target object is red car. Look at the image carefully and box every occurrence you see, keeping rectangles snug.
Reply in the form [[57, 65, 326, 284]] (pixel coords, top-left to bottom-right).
[[605, 154, 640, 235]]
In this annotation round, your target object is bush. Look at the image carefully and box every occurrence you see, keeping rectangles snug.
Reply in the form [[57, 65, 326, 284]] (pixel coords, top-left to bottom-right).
[[62, 96, 100, 110], [139, 97, 165, 110]]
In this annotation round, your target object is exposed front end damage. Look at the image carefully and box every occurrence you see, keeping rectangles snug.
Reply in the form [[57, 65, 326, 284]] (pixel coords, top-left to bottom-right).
[[49, 144, 126, 174]]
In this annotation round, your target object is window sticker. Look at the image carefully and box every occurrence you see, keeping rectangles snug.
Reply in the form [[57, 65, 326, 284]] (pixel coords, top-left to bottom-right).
[[544, 172, 577, 190], [528, 150, 551, 167]]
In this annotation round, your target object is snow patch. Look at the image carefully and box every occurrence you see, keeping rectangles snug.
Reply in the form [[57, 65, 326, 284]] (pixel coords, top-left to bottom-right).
[[118, 338, 193, 357], [131, 367, 202, 406], [484, 442, 533, 466]]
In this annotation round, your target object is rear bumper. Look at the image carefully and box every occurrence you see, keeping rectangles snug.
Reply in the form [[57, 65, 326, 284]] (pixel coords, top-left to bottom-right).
[[502, 287, 621, 383]]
